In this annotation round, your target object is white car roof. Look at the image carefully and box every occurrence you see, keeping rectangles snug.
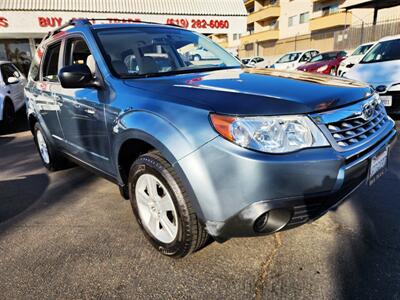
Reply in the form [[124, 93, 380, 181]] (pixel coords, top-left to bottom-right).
[[378, 35, 400, 42], [285, 49, 318, 55]]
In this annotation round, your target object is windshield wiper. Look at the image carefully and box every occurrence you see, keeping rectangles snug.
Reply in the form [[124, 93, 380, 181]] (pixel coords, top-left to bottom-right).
[[121, 66, 239, 79]]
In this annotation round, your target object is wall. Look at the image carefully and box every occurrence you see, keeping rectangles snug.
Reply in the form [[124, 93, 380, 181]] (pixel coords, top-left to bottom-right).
[[279, 0, 312, 39]]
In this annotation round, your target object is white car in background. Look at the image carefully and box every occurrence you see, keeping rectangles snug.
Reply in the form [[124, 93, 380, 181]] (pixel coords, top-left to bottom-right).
[[345, 35, 400, 115], [0, 61, 26, 130], [271, 49, 319, 70], [241, 56, 269, 68], [337, 42, 375, 77], [189, 47, 216, 61]]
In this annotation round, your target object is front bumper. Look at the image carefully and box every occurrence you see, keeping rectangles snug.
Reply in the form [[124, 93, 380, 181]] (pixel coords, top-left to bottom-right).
[[208, 128, 396, 241], [177, 117, 397, 241]]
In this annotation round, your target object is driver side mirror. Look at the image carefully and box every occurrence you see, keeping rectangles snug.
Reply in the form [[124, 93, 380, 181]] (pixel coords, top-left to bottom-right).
[[7, 76, 19, 84], [59, 64, 101, 89]]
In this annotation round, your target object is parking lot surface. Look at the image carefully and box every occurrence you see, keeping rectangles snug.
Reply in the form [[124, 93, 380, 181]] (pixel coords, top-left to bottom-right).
[[1, 119, 400, 299]]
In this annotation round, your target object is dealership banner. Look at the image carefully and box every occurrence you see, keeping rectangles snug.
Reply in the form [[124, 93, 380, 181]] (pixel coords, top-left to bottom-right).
[[0, 12, 247, 35]]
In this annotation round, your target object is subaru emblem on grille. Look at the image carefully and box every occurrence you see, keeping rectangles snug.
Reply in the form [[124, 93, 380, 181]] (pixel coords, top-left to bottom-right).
[[362, 102, 376, 120]]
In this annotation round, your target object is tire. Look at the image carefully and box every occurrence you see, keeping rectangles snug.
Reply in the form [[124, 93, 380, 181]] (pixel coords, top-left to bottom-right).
[[193, 54, 201, 62], [33, 122, 70, 171], [2, 99, 16, 132], [129, 151, 209, 258]]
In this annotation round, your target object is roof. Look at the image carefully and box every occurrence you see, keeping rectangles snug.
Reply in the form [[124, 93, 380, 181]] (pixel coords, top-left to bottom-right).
[[342, 0, 400, 10], [379, 34, 400, 42], [0, 0, 248, 16]]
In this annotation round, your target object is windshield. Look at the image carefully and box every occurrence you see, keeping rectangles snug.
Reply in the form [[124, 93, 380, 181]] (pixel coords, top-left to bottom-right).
[[94, 27, 240, 78], [361, 39, 400, 64], [352, 44, 373, 56], [276, 52, 301, 63], [309, 52, 339, 62]]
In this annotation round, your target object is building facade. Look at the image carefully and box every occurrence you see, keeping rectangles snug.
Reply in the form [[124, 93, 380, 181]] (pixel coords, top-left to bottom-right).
[[0, 0, 247, 74], [239, 0, 400, 60]]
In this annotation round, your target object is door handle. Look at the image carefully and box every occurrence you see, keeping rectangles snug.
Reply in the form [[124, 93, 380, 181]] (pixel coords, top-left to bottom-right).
[[84, 108, 96, 115], [53, 94, 63, 104]]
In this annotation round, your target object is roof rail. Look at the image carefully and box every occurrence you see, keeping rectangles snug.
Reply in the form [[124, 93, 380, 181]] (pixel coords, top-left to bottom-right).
[[42, 18, 91, 41], [42, 18, 182, 42], [83, 18, 182, 28]]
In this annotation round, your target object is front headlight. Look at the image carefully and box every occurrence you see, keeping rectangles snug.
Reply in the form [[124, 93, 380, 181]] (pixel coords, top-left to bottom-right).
[[210, 114, 329, 153]]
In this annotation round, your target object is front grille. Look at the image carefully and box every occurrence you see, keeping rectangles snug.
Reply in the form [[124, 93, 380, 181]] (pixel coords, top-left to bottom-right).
[[325, 103, 389, 149]]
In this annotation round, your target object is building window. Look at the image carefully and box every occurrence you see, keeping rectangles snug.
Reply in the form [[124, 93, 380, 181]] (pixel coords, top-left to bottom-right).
[[0, 39, 32, 75], [299, 12, 309, 24], [288, 15, 297, 27], [322, 4, 339, 16], [269, 19, 278, 29]]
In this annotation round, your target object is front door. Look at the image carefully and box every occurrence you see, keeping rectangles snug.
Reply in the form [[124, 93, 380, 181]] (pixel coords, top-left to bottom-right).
[[55, 36, 112, 172]]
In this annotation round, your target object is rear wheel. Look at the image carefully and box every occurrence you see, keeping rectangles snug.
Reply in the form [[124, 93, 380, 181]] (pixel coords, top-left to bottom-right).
[[129, 151, 209, 258], [33, 122, 70, 171], [2, 99, 16, 132], [193, 54, 201, 61]]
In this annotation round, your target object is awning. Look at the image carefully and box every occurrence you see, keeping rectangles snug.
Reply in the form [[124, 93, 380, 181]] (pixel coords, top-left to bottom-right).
[[0, 0, 248, 16], [341, 0, 400, 10]]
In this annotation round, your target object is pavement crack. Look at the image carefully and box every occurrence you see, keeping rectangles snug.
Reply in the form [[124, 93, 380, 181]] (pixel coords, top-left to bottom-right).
[[254, 232, 282, 300]]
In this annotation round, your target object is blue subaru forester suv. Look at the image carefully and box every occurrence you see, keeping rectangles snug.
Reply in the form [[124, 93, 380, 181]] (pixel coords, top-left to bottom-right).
[[25, 19, 397, 257]]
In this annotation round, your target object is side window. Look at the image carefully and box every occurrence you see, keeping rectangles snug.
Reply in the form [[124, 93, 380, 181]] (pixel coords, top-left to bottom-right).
[[42, 42, 61, 82], [300, 52, 311, 62], [29, 47, 42, 82], [64, 37, 96, 76], [8, 64, 21, 78], [1, 64, 21, 84], [255, 57, 264, 63]]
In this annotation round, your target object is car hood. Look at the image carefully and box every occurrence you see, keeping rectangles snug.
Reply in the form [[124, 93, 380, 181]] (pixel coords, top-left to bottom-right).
[[299, 60, 332, 70], [345, 60, 400, 87], [124, 68, 372, 115], [341, 55, 363, 66]]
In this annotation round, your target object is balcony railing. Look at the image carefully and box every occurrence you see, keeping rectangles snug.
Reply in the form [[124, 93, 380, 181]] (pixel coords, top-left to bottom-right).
[[247, 3, 280, 24], [310, 11, 351, 31], [240, 29, 279, 44]]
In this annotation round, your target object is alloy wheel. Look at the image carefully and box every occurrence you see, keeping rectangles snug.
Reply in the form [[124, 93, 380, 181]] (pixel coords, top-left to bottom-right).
[[135, 174, 178, 243]]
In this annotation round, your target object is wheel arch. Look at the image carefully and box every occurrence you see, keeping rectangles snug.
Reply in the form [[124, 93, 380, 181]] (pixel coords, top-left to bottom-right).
[[28, 113, 38, 134], [113, 111, 206, 221]]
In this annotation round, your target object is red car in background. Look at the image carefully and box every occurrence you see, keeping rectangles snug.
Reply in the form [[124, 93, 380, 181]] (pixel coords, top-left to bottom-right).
[[297, 51, 347, 76]]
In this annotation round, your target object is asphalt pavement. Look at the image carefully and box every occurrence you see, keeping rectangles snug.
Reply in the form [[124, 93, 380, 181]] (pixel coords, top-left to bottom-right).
[[1, 114, 400, 299]]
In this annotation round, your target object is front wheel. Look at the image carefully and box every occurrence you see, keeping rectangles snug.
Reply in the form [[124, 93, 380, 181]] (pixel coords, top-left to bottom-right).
[[2, 100, 16, 132], [129, 151, 209, 258]]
